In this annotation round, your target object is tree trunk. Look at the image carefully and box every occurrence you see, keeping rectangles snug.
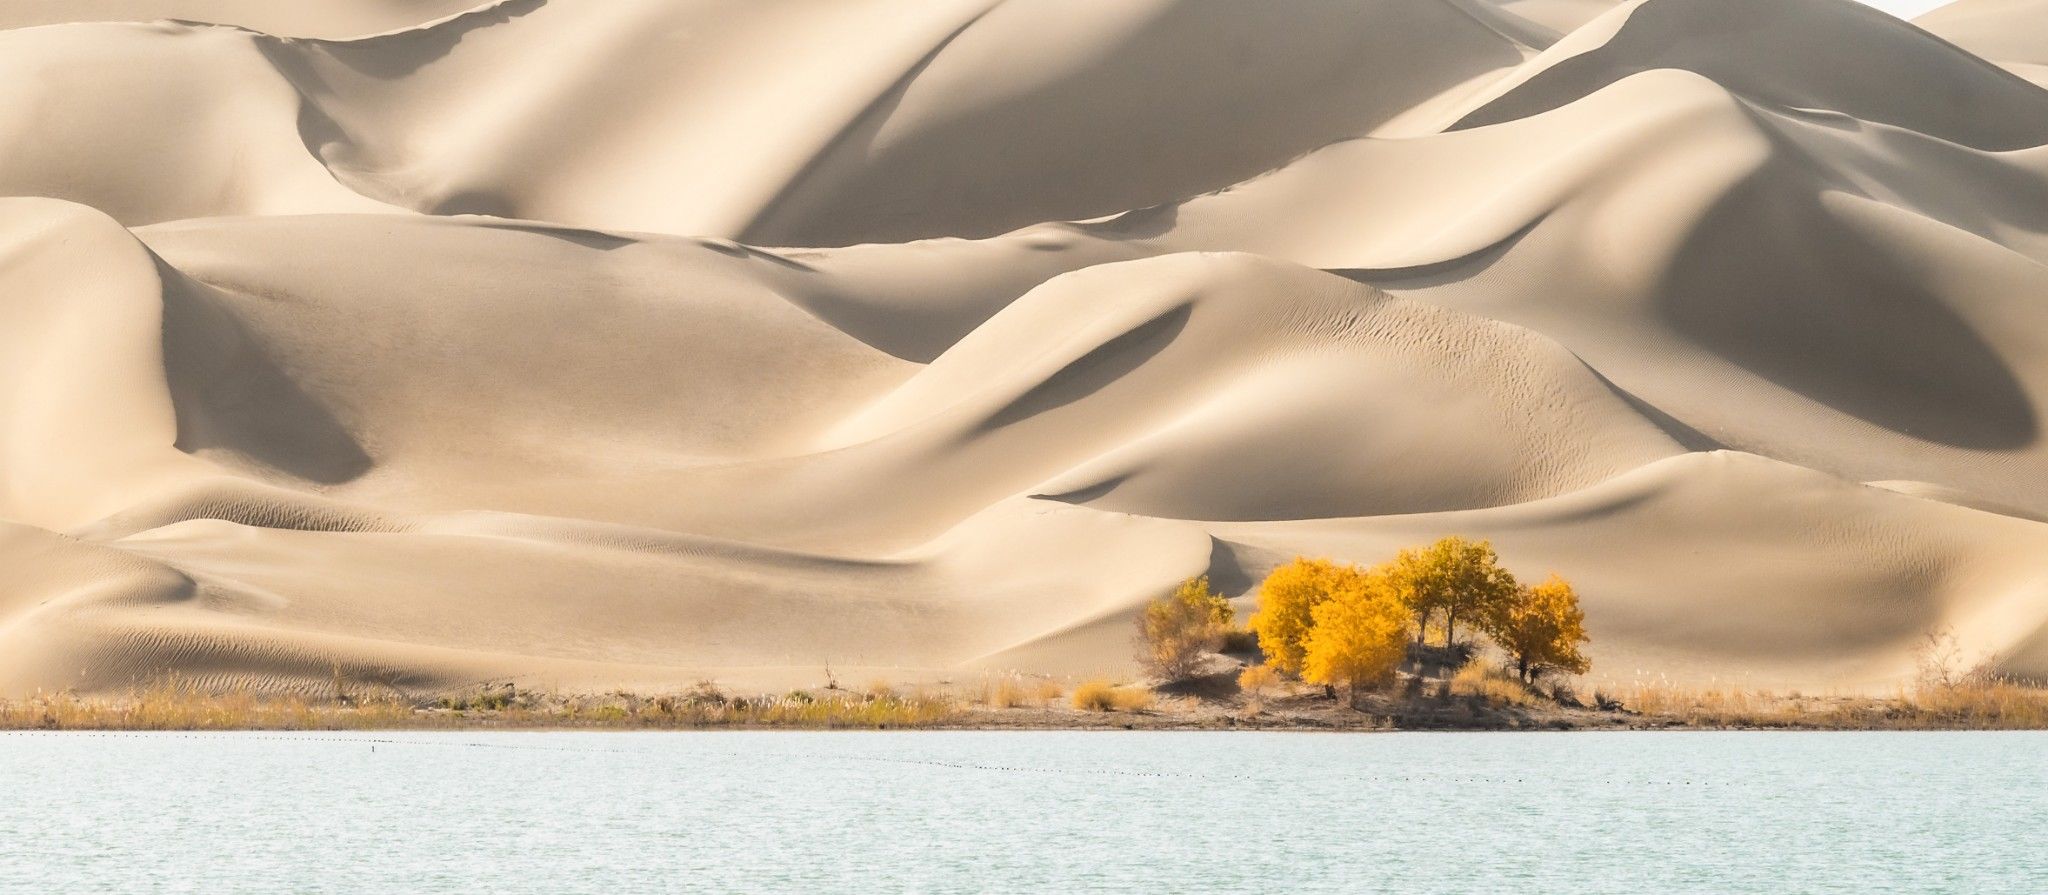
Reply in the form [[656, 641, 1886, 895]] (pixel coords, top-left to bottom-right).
[[1445, 611, 1457, 649], [1517, 657, 1530, 684]]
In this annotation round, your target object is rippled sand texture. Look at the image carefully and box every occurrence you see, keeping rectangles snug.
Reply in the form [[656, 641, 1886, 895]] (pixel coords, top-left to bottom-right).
[[3, 0, 2047, 694]]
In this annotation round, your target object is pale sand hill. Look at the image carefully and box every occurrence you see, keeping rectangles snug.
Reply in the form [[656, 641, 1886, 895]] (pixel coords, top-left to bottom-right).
[[0, 0, 479, 38], [1918, 0, 2048, 64], [3, 0, 2047, 696], [1918, 0, 2048, 85]]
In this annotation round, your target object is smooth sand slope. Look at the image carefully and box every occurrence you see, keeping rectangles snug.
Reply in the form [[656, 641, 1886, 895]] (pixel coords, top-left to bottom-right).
[[3, 0, 2047, 695]]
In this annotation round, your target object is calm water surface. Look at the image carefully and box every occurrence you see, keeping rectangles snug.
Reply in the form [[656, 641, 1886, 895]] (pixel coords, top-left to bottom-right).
[[0, 730, 2040, 893]]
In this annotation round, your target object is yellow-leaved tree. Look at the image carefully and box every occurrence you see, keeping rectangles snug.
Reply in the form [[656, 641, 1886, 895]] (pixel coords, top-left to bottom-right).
[[1387, 536, 1519, 648], [1247, 558, 1355, 676], [1135, 576, 1235, 681], [1484, 574, 1590, 683], [1301, 568, 1411, 707]]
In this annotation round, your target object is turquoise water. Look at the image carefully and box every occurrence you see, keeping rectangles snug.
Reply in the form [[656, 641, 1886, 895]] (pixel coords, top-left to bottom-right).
[[0, 730, 2040, 893]]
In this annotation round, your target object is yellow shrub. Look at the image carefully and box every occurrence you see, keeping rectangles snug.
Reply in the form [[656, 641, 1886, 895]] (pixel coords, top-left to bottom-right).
[[1450, 660, 1540, 708], [1071, 679, 1152, 712], [1072, 679, 1119, 711], [1135, 576, 1234, 681], [984, 676, 1029, 708], [1111, 686, 1155, 712], [1032, 679, 1064, 705], [1237, 663, 1279, 697]]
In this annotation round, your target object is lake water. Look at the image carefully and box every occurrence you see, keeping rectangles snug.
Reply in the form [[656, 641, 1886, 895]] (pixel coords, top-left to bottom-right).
[[0, 730, 2040, 893]]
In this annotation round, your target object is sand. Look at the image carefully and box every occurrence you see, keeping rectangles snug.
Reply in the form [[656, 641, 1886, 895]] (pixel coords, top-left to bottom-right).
[[3, 0, 2045, 697]]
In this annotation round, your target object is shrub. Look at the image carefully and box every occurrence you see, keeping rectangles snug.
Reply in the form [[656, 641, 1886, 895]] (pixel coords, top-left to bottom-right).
[[1071, 680, 1152, 712], [1135, 576, 1235, 681], [686, 680, 728, 707], [1301, 569, 1410, 707], [1111, 686, 1156, 712], [1484, 574, 1590, 682], [1914, 627, 1975, 691], [1450, 660, 1540, 708], [985, 676, 1023, 708], [1072, 679, 1119, 711], [1237, 663, 1279, 697], [1032, 679, 1064, 705]]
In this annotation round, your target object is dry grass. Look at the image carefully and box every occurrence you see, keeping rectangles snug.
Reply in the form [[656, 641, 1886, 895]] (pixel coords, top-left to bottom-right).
[[1111, 686, 1156, 712], [980, 674, 1063, 709], [1071, 679, 1119, 711], [985, 676, 1031, 708], [1070, 679, 1154, 712], [1449, 661, 1541, 708], [7, 674, 2041, 731], [1620, 680, 2048, 730], [1033, 678, 1065, 705], [0, 680, 961, 731]]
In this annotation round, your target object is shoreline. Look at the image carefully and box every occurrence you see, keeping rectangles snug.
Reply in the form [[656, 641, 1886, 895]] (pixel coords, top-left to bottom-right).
[[4, 682, 2043, 733]]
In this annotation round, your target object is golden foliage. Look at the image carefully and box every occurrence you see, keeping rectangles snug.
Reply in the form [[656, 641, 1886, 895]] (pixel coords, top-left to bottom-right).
[[1386, 536, 1519, 647], [1237, 663, 1279, 697], [1300, 569, 1410, 705], [1247, 558, 1356, 675], [1135, 576, 1235, 681], [1070, 679, 1153, 712], [1487, 574, 1590, 682], [1449, 660, 1540, 707], [1111, 686, 1156, 712], [1071, 679, 1119, 711]]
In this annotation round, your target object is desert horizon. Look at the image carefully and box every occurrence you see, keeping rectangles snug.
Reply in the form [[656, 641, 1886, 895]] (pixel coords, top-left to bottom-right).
[[4, 0, 2048, 709]]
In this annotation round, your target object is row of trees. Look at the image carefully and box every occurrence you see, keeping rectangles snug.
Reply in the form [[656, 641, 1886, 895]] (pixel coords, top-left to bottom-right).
[[1136, 537, 1590, 706]]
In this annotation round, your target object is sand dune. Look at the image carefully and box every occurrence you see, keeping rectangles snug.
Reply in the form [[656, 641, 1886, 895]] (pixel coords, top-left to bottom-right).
[[0, 0, 479, 38], [1918, 0, 2048, 64], [3, 0, 2047, 695]]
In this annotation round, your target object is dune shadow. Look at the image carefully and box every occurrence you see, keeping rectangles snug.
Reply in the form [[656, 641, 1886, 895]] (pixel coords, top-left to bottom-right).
[[1655, 173, 2037, 450], [158, 265, 373, 485], [282, 0, 546, 80], [983, 304, 1190, 431], [1448, 0, 2048, 150], [1587, 369, 1723, 451], [473, 220, 638, 251], [1202, 537, 1259, 596]]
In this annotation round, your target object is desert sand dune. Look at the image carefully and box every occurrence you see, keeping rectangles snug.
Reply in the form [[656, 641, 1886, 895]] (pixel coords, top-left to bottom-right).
[[3, 0, 2047, 695], [1918, 0, 2048, 64], [0, 0, 480, 38]]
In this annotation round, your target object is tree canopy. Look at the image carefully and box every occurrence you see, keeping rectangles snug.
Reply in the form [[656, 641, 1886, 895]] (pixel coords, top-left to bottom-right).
[[1247, 558, 1354, 676], [1387, 536, 1520, 648], [1484, 574, 1591, 683], [1300, 569, 1410, 706]]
